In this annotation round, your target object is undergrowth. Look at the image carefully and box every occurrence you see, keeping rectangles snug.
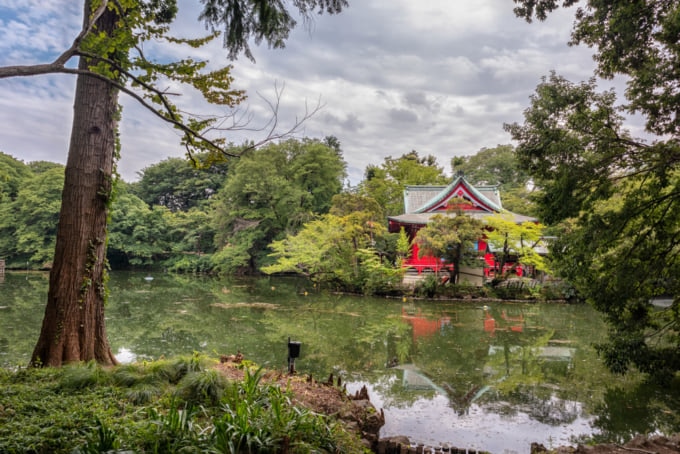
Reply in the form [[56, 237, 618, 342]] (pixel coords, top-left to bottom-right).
[[0, 354, 366, 453]]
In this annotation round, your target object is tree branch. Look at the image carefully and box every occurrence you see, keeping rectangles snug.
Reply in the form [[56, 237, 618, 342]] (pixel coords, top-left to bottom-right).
[[0, 1, 109, 79]]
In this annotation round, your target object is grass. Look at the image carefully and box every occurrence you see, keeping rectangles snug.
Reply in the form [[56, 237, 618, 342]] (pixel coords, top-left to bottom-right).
[[0, 355, 367, 453]]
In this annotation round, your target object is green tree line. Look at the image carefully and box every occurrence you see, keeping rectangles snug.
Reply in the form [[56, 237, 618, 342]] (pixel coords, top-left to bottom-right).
[[1, 143, 536, 289]]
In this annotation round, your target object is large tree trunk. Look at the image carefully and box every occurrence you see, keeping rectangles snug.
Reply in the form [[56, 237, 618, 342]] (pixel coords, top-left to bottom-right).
[[31, 2, 119, 367]]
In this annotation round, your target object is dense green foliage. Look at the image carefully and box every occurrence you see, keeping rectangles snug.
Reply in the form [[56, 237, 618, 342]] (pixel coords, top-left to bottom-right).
[[507, 1, 680, 379], [0, 356, 362, 453], [211, 139, 347, 274], [414, 207, 485, 284], [129, 156, 230, 212], [108, 188, 170, 268], [263, 199, 402, 294], [484, 213, 548, 277], [0, 152, 33, 203], [359, 150, 449, 216], [1, 142, 551, 297], [0, 165, 63, 268], [452, 144, 535, 215], [0, 138, 346, 275]]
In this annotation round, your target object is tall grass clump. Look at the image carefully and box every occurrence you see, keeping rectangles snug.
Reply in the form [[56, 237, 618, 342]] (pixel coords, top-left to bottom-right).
[[176, 368, 231, 405], [59, 361, 110, 390]]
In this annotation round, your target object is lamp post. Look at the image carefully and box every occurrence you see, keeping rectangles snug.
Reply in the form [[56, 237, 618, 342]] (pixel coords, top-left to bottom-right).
[[287, 337, 301, 374]]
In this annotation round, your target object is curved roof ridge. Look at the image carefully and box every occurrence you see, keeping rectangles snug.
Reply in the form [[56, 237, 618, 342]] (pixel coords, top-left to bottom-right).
[[413, 175, 503, 214]]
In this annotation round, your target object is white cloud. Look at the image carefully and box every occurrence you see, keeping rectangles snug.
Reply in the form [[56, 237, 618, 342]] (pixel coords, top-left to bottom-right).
[[0, 0, 615, 186]]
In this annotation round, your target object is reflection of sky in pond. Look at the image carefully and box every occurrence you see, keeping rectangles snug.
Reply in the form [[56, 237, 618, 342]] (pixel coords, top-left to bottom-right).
[[115, 347, 136, 364], [4, 272, 678, 450], [347, 380, 593, 454]]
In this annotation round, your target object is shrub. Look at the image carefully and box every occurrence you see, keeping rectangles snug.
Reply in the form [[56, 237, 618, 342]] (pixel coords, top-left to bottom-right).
[[176, 369, 231, 405]]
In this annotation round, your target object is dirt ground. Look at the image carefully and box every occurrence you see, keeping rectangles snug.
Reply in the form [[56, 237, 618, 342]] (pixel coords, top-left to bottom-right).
[[216, 356, 679, 454], [215, 356, 384, 449], [215, 357, 375, 420]]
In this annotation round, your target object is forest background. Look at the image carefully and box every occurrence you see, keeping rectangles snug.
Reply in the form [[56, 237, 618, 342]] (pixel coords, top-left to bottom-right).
[[0, 142, 534, 296]]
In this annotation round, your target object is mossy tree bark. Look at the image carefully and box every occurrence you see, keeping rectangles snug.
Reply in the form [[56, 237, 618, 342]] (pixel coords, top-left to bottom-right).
[[30, 3, 119, 367]]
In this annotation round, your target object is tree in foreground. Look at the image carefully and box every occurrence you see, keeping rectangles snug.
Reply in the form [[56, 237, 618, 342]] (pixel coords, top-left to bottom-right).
[[507, 0, 680, 379], [484, 213, 547, 278], [262, 193, 399, 294], [414, 207, 485, 284], [1, 0, 347, 367]]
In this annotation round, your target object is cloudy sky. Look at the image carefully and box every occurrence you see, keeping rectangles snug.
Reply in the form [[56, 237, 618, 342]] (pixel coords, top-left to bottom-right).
[[0, 1, 602, 184]]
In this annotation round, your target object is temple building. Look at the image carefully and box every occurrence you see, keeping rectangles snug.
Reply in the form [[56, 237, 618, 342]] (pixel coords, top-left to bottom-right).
[[387, 172, 537, 283]]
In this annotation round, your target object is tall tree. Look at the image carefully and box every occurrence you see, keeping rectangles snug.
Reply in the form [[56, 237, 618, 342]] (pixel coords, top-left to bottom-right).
[[507, 1, 680, 379], [1, 0, 346, 367], [360, 151, 449, 216], [451, 144, 535, 215], [211, 139, 346, 273]]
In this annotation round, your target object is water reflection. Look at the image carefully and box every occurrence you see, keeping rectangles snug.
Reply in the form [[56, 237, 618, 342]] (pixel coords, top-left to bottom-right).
[[115, 347, 137, 364], [1, 271, 678, 453]]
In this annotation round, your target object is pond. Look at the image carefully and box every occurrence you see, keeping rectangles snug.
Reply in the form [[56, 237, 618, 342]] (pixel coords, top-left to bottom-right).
[[1, 271, 678, 453]]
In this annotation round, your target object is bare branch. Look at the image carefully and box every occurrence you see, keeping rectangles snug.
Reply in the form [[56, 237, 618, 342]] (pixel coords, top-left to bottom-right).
[[205, 82, 325, 155], [175, 82, 326, 157]]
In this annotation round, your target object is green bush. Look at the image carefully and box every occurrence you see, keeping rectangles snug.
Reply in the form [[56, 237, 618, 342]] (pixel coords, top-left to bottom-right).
[[0, 357, 362, 453], [176, 369, 231, 405]]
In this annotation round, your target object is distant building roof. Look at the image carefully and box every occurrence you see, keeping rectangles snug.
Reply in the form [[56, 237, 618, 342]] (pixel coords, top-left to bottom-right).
[[389, 173, 535, 227]]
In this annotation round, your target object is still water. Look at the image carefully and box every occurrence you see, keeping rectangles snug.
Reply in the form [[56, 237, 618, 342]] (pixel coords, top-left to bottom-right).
[[1, 271, 678, 453]]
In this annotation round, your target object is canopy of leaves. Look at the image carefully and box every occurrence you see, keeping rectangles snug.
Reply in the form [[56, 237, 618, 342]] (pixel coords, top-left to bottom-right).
[[200, 0, 348, 61], [513, 0, 680, 138], [504, 73, 632, 225], [359, 151, 449, 216], [451, 144, 535, 215], [130, 154, 230, 212], [415, 210, 485, 283], [211, 139, 346, 273]]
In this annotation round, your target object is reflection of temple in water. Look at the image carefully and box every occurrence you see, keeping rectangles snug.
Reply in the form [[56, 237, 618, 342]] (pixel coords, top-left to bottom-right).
[[401, 307, 454, 342], [399, 306, 489, 415], [396, 304, 580, 419], [483, 306, 526, 335]]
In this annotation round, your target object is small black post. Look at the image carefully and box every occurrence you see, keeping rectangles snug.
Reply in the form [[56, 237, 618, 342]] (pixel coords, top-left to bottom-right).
[[287, 337, 301, 374]]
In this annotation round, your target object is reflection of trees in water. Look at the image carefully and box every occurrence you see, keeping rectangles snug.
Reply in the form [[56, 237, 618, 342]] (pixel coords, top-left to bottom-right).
[[363, 370, 436, 409], [483, 387, 581, 425], [397, 305, 590, 422], [589, 383, 680, 445], [442, 382, 486, 416], [137, 327, 201, 358], [522, 390, 580, 425]]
